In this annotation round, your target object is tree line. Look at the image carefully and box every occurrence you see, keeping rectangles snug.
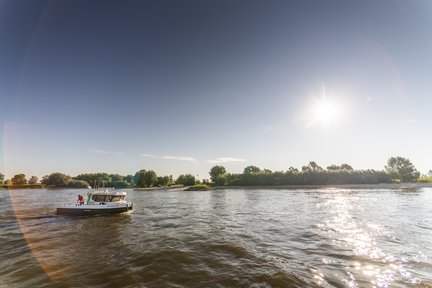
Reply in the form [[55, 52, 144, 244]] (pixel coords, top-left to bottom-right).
[[0, 156, 430, 189], [0, 170, 198, 189], [209, 157, 424, 186]]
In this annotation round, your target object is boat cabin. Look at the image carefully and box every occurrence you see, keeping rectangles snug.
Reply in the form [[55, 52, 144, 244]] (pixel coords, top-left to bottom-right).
[[92, 194, 125, 202]]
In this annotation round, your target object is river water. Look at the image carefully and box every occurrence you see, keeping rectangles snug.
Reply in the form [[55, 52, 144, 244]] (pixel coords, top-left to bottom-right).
[[1, 187, 431, 287]]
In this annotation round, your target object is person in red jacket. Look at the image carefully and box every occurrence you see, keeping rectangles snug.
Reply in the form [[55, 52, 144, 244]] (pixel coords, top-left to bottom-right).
[[77, 195, 85, 205]]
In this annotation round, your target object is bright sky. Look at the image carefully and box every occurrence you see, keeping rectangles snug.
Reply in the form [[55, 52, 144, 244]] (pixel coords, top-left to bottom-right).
[[1, 0, 432, 179]]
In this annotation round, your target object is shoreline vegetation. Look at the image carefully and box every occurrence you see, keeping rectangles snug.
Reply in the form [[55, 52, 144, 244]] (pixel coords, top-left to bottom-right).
[[214, 182, 432, 190], [2, 184, 44, 189], [1, 157, 431, 190], [133, 185, 184, 191], [184, 184, 213, 191], [3, 183, 432, 191]]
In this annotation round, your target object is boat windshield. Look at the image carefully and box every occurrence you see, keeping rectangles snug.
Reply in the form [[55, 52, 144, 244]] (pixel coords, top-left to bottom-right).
[[92, 194, 125, 202]]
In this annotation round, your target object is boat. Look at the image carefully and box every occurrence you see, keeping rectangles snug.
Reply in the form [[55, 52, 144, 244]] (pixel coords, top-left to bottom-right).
[[56, 188, 133, 216]]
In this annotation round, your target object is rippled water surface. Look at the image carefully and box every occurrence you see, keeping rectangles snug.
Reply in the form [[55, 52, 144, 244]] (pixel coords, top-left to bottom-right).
[[1, 187, 431, 287]]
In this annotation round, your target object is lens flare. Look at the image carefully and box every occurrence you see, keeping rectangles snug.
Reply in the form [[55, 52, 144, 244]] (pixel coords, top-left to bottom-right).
[[307, 83, 343, 128]]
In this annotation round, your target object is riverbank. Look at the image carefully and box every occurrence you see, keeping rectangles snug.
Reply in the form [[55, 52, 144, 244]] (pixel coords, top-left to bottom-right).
[[135, 182, 432, 192], [215, 182, 432, 190], [133, 185, 184, 191], [4, 182, 431, 191], [1, 184, 44, 189]]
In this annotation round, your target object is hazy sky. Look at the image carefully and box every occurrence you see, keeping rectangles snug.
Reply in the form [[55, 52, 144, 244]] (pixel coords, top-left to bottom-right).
[[1, 0, 432, 179]]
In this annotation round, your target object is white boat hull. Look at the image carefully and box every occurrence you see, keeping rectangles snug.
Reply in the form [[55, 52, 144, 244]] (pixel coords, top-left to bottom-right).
[[57, 203, 133, 216]]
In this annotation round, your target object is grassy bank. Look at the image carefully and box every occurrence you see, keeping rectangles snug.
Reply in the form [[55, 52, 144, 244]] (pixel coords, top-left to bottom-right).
[[133, 185, 184, 191], [184, 184, 212, 191], [2, 184, 44, 189]]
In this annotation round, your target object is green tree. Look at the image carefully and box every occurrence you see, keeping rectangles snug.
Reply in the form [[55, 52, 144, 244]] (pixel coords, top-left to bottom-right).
[[162, 176, 171, 186], [12, 174, 27, 186], [134, 169, 158, 187], [0, 173, 4, 184], [327, 164, 353, 171], [41, 172, 71, 187], [156, 176, 171, 187], [28, 176, 38, 185], [385, 156, 420, 182], [75, 173, 111, 187], [243, 165, 261, 174], [125, 174, 134, 184], [301, 165, 311, 172], [209, 166, 226, 183], [144, 170, 157, 187], [107, 174, 131, 188], [308, 161, 322, 171], [340, 164, 353, 170], [134, 170, 146, 187], [109, 174, 124, 182], [67, 179, 90, 188], [214, 174, 227, 186], [176, 174, 196, 186]]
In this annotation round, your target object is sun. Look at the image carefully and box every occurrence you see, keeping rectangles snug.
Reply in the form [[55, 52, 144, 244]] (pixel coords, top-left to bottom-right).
[[312, 98, 340, 125], [307, 83, 342, 128]]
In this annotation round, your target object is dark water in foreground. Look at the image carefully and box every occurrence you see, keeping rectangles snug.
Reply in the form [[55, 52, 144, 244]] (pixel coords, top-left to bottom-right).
[[1, 187, 431, 288]]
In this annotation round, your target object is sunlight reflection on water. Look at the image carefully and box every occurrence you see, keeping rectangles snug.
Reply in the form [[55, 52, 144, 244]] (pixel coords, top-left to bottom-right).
[[314, 189, 425, 287]]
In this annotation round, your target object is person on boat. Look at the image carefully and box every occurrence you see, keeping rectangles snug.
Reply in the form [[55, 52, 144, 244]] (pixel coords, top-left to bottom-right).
[[77, 195, 85, 206]]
